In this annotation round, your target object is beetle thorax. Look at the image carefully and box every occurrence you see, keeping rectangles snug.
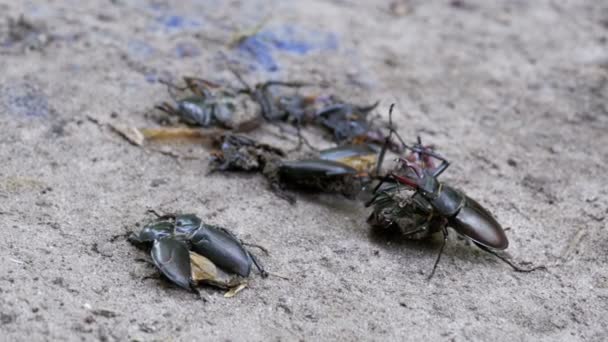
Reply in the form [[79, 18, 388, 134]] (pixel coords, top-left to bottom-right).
[[416, 170, 440, 199], [428, 183, 465, 218]]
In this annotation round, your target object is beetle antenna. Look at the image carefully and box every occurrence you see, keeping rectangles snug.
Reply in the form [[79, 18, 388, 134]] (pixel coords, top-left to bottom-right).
[[158, 79, 182, 102], [476, 245, 547, 273], [147, 209, 163, 218], [227, 66, 252, 93], [385, 106, 409, 151], [365, 174, 395, 207]]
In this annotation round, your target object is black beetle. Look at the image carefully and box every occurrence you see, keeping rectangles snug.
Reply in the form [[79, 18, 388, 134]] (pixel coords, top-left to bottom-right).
[[129, 213, 267, 295], [367, 104, 544, 279], [269, 159, 362, 202], [316, 101, 379, 142], [265, 144, 382, 203], [156, 77, 240, 128], [207, 134, 376, 203]]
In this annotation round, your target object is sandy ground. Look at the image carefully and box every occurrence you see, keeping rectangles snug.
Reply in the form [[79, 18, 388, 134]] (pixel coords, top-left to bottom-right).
[[1, 0, 607, 341]]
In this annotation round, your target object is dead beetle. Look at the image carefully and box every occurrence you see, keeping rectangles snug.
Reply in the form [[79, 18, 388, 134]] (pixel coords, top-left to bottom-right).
[[316, 101, 378, 141], [207, 135, 376, 203], [209, 133, 285, 173], [271, 159, 362, 201], [319, 144, 379, 173], [229, 69, 320, 150], [156, 77, 240, 128], [265, 144, 380, 203], [367, 104, 545, 279], [129, 213, 267, 296]]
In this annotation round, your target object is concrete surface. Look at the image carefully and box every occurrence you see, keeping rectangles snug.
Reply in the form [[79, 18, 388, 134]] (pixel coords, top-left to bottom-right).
[[1, 0, 607, 341]]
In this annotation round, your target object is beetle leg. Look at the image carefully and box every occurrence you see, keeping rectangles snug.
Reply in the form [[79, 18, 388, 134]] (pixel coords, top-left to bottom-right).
[[428, 226, 449, 280], [288, 124, 318, 152], [213, 226, 270, 256], [157, 80, 186, 102], [364, 174, 396, 207], [400, 225, 428, 238], [146, 209, 177, 222], [156, 102, 180, 117], [376, 103, 409, 175], [260, 80, 310, 92], [255, 90, 274, 121], [410, 136, 451, 177], [183, 76, 221, 89], [269, 181, 296, 204], [247, 251, 268, 278], [375, 128, 392, 176], [474, 243, 547, 273], [242, 242, 270, 255]]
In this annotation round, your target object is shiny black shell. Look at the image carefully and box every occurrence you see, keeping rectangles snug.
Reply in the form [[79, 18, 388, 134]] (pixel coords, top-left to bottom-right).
[[151, 237, 192, 290], [189, 224, 252, 277], [174, 214, 203, 235], [319, 144, 377, 162], [129, 221, 174, 244], [278, 159, 358, 180]]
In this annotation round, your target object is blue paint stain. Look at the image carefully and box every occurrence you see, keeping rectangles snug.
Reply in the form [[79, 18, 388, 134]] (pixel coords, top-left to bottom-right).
[[144, 73, 158, 83], [173, 41, 201, 58], [128, 40, 156, 60], [151, 14, 202, 33], [2, 84, 50, 117], [239, 36, 279, 72], [236, 25, 339, 72]]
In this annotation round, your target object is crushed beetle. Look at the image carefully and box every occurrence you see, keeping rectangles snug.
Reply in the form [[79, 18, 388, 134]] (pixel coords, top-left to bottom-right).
[[263, 143, 382, 203], [366, 104, 545, 279], [229, 69, 319, 150], [209, 133, 285, 173], [129, 213, 268, 296], [315, 101, 402, 152], [156, 77, 256, 129], [208, 135, 377, 203]]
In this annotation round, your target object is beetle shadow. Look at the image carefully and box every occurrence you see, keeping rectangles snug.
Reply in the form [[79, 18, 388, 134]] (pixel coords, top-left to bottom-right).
[[368, 226, 527, 273], [367, 226, 442, 254], [297, 192, 362, 212]]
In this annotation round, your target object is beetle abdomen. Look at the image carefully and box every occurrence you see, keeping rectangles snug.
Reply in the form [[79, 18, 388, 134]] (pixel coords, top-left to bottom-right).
[[151, 237, 192, 290], [448, 196, 508, 250], [189, 225, 252, 277], [179, 100, 212, 126], [279, 159, 357, 180]]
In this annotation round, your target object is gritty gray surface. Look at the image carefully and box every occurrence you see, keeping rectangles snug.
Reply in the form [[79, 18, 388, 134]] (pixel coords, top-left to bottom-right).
[[1, 0, 607, 341]]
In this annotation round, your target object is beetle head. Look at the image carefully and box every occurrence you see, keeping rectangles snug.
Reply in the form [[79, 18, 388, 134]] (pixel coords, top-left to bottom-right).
[[392, 158, 439, 198], [174, 214, 203, 236]]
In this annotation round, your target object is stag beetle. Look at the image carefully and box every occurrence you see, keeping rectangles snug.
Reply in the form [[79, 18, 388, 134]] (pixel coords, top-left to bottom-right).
[[129, 213, 267, 296], [367, 104, 544, 279], [207, 134, 376, 203], [316, 101, 378, 141], [267, 158, 364, 203], [266, 143, 381, 203]]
